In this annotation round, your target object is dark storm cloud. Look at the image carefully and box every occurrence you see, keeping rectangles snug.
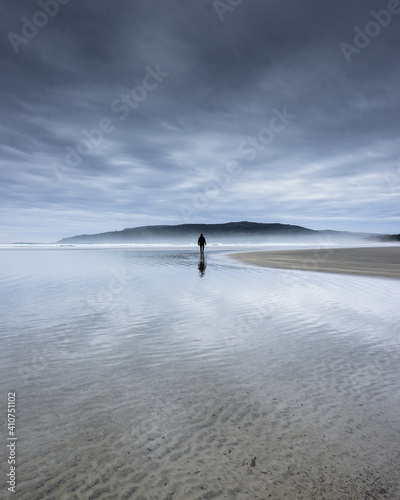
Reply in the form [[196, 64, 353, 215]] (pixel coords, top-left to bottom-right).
[[1, 0, 399, 241]]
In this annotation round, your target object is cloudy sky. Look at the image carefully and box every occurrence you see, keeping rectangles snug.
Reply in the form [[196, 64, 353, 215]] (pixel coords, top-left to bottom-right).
[[1, 0, 399, 242]]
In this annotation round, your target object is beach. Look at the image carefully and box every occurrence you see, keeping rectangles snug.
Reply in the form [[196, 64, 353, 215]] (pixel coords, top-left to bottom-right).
[[230, 246, 400, 279], [1, 246, 399, 499]]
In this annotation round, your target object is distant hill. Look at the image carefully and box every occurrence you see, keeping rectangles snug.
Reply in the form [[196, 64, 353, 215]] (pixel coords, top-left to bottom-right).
[[57, 221, 371, 244], [371, 233, 400, 242]]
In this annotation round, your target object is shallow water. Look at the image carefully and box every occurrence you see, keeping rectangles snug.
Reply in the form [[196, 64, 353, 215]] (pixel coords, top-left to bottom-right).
[[1, 246, 400, 499]]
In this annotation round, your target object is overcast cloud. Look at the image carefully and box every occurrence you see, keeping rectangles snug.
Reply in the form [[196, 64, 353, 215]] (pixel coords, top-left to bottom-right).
[[1, 0, 400, 242]]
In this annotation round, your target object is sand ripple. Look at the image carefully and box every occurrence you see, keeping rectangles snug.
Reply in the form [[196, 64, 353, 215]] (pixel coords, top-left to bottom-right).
[[2, 249, 399, 499]]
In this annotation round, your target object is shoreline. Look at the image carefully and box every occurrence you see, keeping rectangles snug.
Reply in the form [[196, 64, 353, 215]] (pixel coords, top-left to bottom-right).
[[230, 246, 400, 279]]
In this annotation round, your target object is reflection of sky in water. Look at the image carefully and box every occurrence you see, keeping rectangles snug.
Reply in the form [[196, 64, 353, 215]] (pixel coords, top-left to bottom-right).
[[1, 247, 400, 493], [1, 247, 399, 383]]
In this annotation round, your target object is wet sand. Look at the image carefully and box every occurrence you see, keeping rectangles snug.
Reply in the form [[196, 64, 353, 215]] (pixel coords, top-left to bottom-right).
[[3, 248, 400, 499], [230, 246, 400, 279]]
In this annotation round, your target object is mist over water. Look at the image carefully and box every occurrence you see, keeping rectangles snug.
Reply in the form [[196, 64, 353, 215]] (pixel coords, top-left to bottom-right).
[[1, 246, 399, 499]]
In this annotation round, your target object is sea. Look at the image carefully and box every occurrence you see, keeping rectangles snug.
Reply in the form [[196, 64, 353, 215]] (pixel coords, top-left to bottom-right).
[[0, 243, 399, 499]]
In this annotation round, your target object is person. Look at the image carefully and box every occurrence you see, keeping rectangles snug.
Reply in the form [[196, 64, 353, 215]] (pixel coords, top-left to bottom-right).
[[198, 233, 206, 256]]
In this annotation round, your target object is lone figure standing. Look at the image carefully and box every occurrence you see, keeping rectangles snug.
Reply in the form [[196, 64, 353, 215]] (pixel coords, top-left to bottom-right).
[[198, 233, 206, 257]]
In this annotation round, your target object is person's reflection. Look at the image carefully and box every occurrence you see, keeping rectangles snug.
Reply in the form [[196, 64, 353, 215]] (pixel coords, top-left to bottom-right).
[[198, 256, 207, 277]]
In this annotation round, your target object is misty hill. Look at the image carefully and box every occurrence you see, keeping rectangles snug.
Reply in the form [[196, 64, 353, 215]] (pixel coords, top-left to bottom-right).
[[371, 233, 400, 243], [57, 221, 370, 244]]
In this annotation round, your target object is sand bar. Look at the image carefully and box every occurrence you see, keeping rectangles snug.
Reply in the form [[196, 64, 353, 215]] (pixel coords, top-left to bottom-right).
[[231, 246, 400, 278]]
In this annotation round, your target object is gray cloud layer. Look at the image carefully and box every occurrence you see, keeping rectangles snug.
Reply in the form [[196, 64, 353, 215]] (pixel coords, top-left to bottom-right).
[[1, 0, 399, 241]]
